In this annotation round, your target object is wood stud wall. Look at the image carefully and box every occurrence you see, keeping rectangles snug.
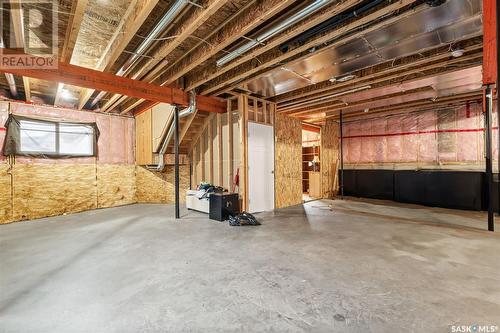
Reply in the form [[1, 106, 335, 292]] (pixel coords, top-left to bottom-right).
[[274, 113, 303, 209], [189, 94, 276, 211], [320, 119, 340, 199]]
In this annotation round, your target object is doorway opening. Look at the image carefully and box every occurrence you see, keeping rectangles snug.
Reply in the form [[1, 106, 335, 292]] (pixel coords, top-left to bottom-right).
[[302, 127, 321, 203]]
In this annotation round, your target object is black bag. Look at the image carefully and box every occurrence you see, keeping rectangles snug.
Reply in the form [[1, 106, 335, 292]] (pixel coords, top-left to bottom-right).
[[228, 212, 260, 226]]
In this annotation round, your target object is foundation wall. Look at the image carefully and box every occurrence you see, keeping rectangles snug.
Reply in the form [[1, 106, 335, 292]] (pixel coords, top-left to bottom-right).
[[136, 165, 190, 204], [0, 102, 136, 224]]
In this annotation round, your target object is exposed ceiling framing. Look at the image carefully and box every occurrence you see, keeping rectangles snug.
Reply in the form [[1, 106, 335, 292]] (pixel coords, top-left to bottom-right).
[[0, 0, 487, 127]]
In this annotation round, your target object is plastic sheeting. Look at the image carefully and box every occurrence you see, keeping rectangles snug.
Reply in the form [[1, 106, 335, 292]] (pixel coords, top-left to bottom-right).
[[3, 114, 99, 158], [342, 102, 495, 170]]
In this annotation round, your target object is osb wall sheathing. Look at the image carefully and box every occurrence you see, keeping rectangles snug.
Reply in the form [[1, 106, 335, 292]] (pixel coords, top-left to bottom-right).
[[136, 166, 190, 204], [274, 114, 302, 209], [321, 120, 340, 199], [0, 164, 12, 224], [97, 165, 136, 208], [12, 164, 97, 222]]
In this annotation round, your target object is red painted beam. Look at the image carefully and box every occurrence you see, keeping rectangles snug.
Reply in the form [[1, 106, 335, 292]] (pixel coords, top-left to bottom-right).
[[483, 0, 497, 85], [0, 50, 226, 113]]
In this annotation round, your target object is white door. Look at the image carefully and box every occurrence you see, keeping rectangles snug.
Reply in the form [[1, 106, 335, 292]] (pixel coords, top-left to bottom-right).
[[248, 122, 275, 213]]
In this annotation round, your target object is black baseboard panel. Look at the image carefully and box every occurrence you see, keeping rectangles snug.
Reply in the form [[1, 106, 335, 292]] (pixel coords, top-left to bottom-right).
[[340, 169, 491, 211]]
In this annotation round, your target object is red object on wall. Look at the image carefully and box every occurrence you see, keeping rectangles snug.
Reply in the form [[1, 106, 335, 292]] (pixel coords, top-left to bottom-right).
[[483, 0, 498, 85]]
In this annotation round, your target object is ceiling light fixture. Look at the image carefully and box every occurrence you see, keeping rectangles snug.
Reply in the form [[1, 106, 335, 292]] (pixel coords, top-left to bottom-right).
[[337, 74, 356, 82], [61, 89, 72, 100], [451, 49, 465, 58]]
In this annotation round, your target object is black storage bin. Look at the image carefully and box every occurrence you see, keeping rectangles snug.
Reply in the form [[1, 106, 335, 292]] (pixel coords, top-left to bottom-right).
[[209, 193, 240, 221]]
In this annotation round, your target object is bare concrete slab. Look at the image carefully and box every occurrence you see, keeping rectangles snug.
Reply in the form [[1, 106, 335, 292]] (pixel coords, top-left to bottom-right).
[[1, 200, 499, 332]]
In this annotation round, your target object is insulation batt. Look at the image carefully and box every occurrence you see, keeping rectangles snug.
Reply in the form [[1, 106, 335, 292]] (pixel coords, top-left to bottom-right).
[[343, 102, 497, 169]]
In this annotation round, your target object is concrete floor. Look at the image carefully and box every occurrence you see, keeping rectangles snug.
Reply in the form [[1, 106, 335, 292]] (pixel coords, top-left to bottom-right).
[[1, 199, 499, 332]]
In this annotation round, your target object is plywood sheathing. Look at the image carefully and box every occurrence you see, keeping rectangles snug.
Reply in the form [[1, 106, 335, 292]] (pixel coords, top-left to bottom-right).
[[97, 165, 136, 208], [0, 163, 12, 224], [274, 113, 302, 209], [136, 166, 189, 204], [321, 119, 340, 199], [0, 164, 138, 223], [11, 164, 98, 222]]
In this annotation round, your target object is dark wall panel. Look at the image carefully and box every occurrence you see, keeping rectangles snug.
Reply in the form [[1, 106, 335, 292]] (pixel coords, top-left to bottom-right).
[[342, 169, 487, 211], [356, 170, 394, 200]]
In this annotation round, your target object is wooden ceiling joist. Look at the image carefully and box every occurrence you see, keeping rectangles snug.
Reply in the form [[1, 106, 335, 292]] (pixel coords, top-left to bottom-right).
[[112, 0, 297, 116], [137, 0, 233, 83], [99, 0, 232, 113], [329, 92, 483, 121], [185, 0, 366, 92], [54, 0, 89, 106], [202, 0, 422, 96], [275, 46, 483, 111], [8, 0, 30, 102], [77, 0, 160, 110], [59, 0, 89, 63], [0, 51, 226, 113], [155, 0, 297, 87]]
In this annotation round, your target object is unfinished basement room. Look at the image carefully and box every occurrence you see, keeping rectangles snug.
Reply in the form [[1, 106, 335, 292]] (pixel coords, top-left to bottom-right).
[[0, 0, 499, 331]]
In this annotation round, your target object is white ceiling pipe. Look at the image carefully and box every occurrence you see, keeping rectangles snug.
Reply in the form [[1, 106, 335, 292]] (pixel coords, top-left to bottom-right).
[[90, 0, 190, 108]]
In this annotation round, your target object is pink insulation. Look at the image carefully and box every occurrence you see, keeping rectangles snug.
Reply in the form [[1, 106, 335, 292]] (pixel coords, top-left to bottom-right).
[[1, 102, 134, 165], [343, 102, 494, 168], [0, 102, 9, 162]]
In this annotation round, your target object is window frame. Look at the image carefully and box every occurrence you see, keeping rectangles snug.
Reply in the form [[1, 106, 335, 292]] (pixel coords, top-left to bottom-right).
[[3, 115, 99, 158]]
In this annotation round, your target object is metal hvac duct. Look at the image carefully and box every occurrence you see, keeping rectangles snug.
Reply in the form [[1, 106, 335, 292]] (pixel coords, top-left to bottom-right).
[[90, 0, 191, 108], [216, 0, 335, 67]]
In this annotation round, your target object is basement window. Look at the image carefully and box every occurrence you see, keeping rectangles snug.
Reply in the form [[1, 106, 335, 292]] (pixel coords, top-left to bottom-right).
[[3, 115, 99, 158]]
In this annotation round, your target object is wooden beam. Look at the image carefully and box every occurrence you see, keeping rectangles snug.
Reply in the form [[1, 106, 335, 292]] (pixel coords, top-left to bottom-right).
[[332, 94, 483, 121], [202, 0, 420, 95], [208, 115, 214, 184], [60, 0, 88, 62], [133, 100, 159, 116], [217, 113, 223, 186], [55, 0, 89, 106], [112, 0, 295, 113], [201, 128, 206, 181], [101, 0, 230, 112], [77, 0, 159, 110], [0, 51, 226, 113], [193, 142, 198, 187], [9, 0, 30, 101], [302, 123, 321, 133], [275, 43, 483, 104], [483, 0, 498, 84], [278, 53, 483, 116], [179, 109, 199, 145], [186, 0, 365, 91], [155, 0, 297, 87], [227, 100, 234, 190]]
